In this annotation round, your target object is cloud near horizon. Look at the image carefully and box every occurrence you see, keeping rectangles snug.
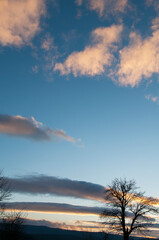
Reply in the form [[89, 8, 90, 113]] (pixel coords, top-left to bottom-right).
[[54, 25, 123, 77], [8, 174, 105, 201], [76, 0, 128, 17], [0, 114, 78, 143], [8, 217, 105, 232], [0, 0, 45, 46], [5, 202, 105, 215], [117, 18, 159, 87]]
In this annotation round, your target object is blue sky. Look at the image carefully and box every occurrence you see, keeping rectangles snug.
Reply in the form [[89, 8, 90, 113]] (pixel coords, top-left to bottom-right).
[[0, 0, 159, 236]]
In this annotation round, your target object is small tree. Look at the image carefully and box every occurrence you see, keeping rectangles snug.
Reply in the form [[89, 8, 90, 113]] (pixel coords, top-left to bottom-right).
[[0, 172, 11, 215], [0, 172, 25, 239], [101, 178, 159, 240], [2, 210, 25, 240]]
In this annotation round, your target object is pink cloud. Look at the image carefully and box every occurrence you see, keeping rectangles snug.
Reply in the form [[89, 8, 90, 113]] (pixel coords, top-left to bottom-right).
[[0, 0, 45, 46], [54, 25, 122, 77], [117, 19, 159, 87]]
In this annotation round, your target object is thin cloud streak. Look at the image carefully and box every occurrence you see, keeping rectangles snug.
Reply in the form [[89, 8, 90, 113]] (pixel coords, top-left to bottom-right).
[[17, 217, 105, 232], [9, 175, 105, 201], [0, 114, 78, 143], [5, 202, 105, 215], [54, 25, 122, 77]]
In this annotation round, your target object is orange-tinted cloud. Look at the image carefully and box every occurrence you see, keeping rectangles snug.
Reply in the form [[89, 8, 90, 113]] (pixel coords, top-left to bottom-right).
[[54, 25, 122, 77], [0, 114, 78, 143], [0, 0, 45, 46]]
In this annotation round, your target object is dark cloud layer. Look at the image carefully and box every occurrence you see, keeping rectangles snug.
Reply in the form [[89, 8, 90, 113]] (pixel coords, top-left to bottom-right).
[[8, 175, 105, 201]]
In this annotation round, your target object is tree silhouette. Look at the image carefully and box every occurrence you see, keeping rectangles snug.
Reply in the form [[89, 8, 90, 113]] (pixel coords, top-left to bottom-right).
[[2, 210, 25, 240], [0, 171, 26, 239], [101, 178, 159, 240], [0, 171, 11, 216]]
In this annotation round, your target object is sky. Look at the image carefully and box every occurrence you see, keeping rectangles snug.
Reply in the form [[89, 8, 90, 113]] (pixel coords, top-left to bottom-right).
[[1, 0, 159, 237]]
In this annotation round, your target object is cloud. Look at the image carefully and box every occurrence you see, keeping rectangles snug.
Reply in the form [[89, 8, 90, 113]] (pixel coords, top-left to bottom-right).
[[146, 0, 159, 10], [23, 217, 65, 229], [0, 114, 78, 143], [76, 0, 128, 17], [5, 202, 104, 215], [0, 0, 45, 46], [8, 174, 105, 201], [117, 18, 159, 87], [145, 94, 158, 103], [8, 174, 159, 204], [22, 218, 104, 232], [41, 34, 54, 51], [13, 217, 105, 232], [54, 25, 122, 77]]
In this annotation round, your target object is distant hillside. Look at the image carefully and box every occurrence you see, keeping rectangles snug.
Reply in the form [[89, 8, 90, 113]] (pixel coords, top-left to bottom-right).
[[0, 224, 157, 240]]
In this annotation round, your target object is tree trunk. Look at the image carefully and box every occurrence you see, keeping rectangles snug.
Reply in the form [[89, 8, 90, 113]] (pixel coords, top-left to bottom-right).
[[124, 229, 129, 240]]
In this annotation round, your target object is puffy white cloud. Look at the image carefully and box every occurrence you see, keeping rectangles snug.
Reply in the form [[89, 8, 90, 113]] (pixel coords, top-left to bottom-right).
[[117, 20, 159, 87], [76, 0, 128, 16], [0, 114, 77, 143], [54, 25, 122, 77], [0, 0, 45, 46]]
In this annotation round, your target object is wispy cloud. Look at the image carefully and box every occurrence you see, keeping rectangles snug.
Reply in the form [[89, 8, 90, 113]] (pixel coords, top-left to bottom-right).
[[54, 25, 122, 77], [145, 94, 159, 103], [23, 217, 65, 229], [0, 0, 45, 47], [146, 0, 159, 11], [41, 34, 54, 51], [15, 217, 105, 232], [9, 174, 105, 201], [39, 33, 59, 81], [0, 114, 78, 143], [76, 0, 128, 17], [117, 18, 159, 87]]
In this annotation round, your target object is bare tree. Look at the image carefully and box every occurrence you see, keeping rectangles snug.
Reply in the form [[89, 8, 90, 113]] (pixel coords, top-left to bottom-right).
[[0, 172, 26, 239], [101, 178, 159, 240]]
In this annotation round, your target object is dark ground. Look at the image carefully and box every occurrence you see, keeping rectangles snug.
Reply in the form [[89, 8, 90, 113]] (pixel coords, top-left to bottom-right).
[[0, 224, 157, 240]]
